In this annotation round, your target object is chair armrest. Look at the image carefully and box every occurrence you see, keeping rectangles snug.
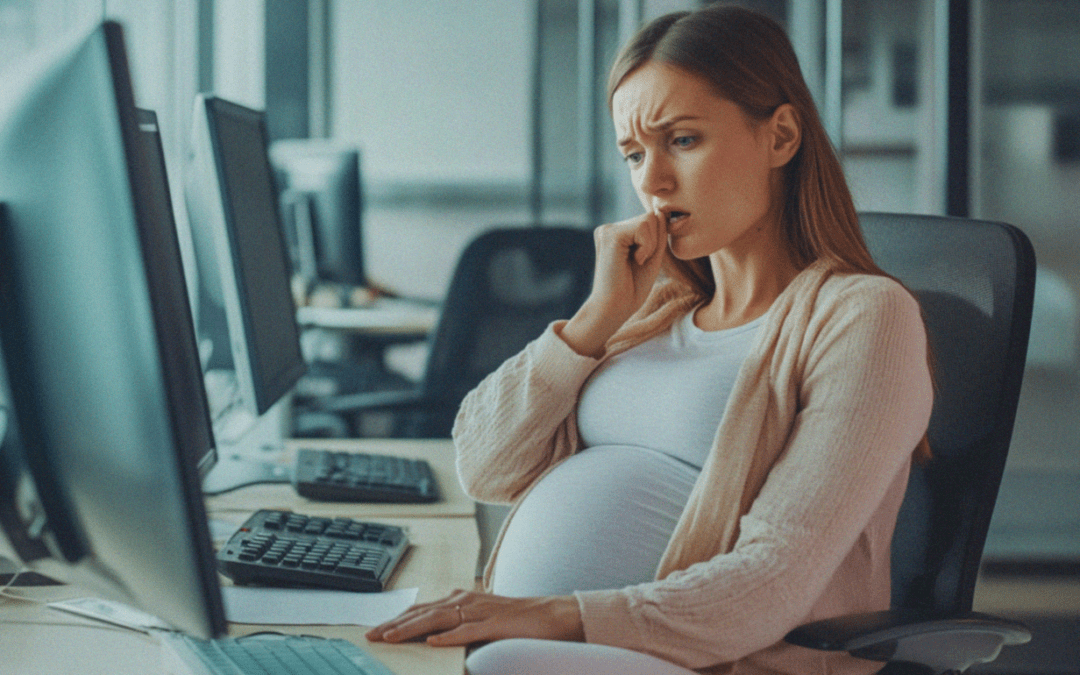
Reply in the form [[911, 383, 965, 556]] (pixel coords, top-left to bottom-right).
[[784, 610, 1031, 674]]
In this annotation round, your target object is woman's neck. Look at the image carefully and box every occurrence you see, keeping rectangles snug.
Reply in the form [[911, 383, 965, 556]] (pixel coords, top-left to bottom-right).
[[695, 227, 799, 332]]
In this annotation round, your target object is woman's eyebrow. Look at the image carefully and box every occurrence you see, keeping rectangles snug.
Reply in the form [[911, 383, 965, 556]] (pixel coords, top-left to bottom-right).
[[617, 115, 703, 147]]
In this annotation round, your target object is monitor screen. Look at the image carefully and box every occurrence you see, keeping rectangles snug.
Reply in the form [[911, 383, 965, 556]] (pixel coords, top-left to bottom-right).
[[185, 95, 306, 420], [270, 140, 365, 287], [0, 22, 226, 639]]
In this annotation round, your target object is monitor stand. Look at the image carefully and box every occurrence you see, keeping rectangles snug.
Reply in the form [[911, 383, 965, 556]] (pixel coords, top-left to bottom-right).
[[200, 378, 295, 496], [201, 447, 293, 496], [0, 556, 62, 587]]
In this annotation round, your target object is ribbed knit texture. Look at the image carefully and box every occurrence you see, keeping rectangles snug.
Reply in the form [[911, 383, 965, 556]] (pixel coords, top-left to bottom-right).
[[453, 261, 933, 674]]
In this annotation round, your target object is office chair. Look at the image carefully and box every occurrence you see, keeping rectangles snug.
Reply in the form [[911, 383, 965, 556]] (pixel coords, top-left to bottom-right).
[[295, 225, 595, 438], [785, 213, 1036, 674]]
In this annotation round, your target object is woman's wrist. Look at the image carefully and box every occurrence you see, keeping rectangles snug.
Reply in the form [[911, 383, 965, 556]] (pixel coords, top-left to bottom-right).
[[559, 302, 622, 358], [546, 595, 586, 642]]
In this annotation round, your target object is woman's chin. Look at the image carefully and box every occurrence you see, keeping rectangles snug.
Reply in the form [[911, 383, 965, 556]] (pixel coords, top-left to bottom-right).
[[667, 236, 705, 261]]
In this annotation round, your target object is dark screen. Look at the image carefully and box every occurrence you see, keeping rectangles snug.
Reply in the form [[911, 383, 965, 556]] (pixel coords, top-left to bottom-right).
[[271, 142, 364, 285], [208, 99, 305, 413]]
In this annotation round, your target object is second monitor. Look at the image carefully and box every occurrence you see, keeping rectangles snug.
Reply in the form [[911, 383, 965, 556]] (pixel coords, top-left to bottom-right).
[[184, 95, 439, 505], [185, 94, 307, 495]]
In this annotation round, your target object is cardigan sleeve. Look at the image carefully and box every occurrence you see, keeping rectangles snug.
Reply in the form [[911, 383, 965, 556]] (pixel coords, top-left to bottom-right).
[[451, 322, 601, 504], [574, 277, 933, 669]]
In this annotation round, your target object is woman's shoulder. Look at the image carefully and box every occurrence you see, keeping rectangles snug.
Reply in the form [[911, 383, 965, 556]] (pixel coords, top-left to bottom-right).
[[807, 268, 926, 345], [777, 263, 924, 338], [789, 261, 916, 309], [822, 269, 919, 311]]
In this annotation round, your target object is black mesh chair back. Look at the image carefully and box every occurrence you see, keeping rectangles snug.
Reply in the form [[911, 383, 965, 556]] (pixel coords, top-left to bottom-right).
[[412, 226, 595, 436], [859, 212, 1036, 617]]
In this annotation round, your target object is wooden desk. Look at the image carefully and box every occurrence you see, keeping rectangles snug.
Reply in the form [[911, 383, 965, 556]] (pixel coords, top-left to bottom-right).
[[296, 299, 439, 337], [2, 439, 480, 675], [0, 590, 169, 675], [206, 438, 473, 519]]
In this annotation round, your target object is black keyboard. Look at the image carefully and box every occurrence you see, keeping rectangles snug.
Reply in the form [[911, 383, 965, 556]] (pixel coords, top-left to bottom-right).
[[217, 510, 409, 592], [163, 633, 395, 675], [294, 448, 439, 503]]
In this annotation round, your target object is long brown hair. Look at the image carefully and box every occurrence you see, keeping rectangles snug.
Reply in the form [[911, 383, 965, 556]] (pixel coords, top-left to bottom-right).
[[608, 4, 886, 296], [608, 5, 932, 462]]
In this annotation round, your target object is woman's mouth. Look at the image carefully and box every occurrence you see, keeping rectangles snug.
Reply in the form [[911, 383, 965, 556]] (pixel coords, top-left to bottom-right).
[[666, 211, 690, 229]]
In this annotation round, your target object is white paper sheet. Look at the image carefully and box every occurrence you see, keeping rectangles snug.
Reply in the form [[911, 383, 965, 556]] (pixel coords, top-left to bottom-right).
[[48, 597, 174, 633], [221, 586, 418, 626]]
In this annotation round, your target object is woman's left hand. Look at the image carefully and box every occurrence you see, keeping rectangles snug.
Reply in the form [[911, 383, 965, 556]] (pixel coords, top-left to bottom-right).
[[364, 589, 584, 647]]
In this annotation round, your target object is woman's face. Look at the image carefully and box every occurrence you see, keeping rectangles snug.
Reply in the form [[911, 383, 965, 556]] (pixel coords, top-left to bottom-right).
[[611, 61, 790, 262]]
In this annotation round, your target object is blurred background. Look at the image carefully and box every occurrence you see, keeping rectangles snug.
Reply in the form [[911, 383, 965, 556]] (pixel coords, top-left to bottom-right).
[[1, 1, 1076, 671]]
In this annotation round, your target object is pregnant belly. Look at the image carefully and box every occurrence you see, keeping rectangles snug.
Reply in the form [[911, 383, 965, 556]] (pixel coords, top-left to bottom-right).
[[490, 445, 698, 597]]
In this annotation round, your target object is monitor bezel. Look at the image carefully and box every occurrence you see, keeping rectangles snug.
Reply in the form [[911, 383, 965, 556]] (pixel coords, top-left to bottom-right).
[[135, 107, 219, 480]]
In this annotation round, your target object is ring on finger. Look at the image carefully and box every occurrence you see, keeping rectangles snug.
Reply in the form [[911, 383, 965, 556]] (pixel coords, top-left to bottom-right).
[[453, 604, 465, 627]]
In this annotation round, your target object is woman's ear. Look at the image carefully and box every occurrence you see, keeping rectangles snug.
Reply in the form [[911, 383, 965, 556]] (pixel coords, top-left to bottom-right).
[[767, 103, 801, 168]]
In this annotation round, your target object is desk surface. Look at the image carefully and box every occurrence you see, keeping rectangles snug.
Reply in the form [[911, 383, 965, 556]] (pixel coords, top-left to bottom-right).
[[296, 298, 439, 336], [206, 438, 473, 519], [2, 439, 479, 675], [222, 517, 479, 675]]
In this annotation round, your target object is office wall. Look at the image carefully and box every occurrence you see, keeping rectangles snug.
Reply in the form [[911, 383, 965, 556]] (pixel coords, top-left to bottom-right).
[[325, 0, 705, 299], [213, 0, 264, 109], [326, 1, 535, 299], [839, 0, 941, 215], [330, 2, 532, 187]]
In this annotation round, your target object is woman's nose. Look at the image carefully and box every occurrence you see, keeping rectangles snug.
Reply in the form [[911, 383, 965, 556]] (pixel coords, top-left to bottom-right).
[[637, 154, 675, 197]]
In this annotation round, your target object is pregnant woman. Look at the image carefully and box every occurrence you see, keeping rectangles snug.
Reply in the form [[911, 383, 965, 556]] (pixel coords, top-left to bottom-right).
[[367, 6, 932, 674]]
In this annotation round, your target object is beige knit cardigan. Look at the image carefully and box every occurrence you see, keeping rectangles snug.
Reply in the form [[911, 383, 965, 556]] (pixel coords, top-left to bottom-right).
[[452, 261, 933, 675]]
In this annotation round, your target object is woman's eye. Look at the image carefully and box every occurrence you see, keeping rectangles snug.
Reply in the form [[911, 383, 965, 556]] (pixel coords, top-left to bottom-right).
[[624, 151, 643, 164], [673, 135, 696, 148]]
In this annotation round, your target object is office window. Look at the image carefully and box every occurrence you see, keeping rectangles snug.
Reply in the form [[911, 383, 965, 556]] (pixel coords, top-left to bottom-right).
[[839, 0, 940, 214], [974, 0, 1080, 566]]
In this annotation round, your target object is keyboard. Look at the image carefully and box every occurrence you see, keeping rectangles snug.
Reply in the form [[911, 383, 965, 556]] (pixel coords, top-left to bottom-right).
[[293, 448, 439, 503], [217, 509, 409, 592], [162, 632, 395, 675]]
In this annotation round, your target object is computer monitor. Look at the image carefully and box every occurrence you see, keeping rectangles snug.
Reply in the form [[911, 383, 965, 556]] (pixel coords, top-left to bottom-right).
[[0, 23, 226, 638], [184, 95, 307, 494], [186, 94, 306, 420], [137, 107, 219, 481], [270, 140, 365, 288]]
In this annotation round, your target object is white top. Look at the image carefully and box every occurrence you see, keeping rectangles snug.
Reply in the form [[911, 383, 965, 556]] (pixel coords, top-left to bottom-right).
[[490, 311, 763, 596], [577, 310, 765, 468]]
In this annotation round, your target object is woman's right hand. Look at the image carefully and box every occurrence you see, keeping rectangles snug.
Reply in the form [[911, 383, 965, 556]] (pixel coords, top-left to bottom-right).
[[560, 211, 667, 358]]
